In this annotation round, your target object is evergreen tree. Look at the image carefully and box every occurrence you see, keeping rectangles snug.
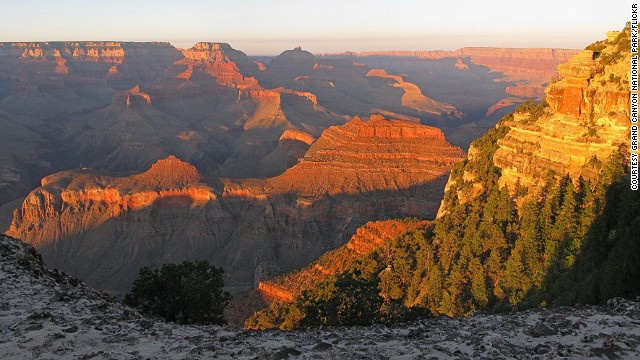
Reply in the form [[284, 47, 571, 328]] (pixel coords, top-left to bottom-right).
[[124, 260, 230, 325]]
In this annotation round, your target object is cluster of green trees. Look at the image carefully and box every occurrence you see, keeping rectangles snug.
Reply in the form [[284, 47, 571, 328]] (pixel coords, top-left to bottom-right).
[[127, 25, 638, 330], [247, 113, 639, 329], [124, 260, 230, 325]]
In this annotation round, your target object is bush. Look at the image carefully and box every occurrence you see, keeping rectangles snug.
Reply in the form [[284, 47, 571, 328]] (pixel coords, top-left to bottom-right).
[[585, 40, 606, 53], [124, 260, 231, 325], [515, 99, 548, 124]]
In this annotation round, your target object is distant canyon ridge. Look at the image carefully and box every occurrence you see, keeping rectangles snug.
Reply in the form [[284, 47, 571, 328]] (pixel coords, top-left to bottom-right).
[[0, 41, 576, 295]]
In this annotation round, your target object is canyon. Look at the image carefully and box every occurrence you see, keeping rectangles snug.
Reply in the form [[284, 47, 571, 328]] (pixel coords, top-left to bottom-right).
[[6, 115, 464, 295], [0, 41, 573, 298], [0, 18, 636, 360], [244, 30, 633, 328], [0, 42, 574, 208]]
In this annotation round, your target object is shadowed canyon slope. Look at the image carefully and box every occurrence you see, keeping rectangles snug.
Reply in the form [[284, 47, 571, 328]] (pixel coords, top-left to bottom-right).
[[7, 116, 465, 295], [257, 219, 431, 303]]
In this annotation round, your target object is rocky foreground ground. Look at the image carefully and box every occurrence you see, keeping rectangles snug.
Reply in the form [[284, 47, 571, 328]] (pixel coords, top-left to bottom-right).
[[1, 234, 639, 359]]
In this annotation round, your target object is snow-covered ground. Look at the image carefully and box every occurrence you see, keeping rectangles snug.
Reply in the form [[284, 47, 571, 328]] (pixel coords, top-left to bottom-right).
[[1, 233, 639, 359]]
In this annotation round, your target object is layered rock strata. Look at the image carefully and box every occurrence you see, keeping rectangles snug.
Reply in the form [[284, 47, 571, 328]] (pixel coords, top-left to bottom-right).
[[268, 115, 465, 197], [494, 46, 629, 190], [438, 31, 630, 216]]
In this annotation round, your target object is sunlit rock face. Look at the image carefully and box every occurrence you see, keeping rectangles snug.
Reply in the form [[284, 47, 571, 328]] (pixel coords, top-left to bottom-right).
[[179, 42, 260, 88], [7, 116, 464, 296], [267, 115, 465, 197], [437, 32, 630, 216], [494, 46, 629, 192]]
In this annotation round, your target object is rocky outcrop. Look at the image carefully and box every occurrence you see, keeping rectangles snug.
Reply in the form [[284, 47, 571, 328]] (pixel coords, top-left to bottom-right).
[[505, 83, 546, 98], [486, 98, 522, 117], [133, 155, 202, 188], [437, 31, 630, 212], [278, 129, 315, 145], [366, 69, 461, 116], [9, 156, 215, 237], [545, 50, 605, 116], [454, 57, 469, 70], [267, 46, 315, 77], [494, 40, 629, 191], [112, 85, 152, 107], [179, 42, 260, 88]]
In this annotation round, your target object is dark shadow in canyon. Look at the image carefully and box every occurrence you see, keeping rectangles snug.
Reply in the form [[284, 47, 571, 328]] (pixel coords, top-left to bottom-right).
[[23, 175, 451, 300]]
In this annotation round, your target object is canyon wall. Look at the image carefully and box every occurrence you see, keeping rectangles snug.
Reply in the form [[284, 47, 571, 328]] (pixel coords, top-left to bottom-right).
[[257, 219, 431, 303]]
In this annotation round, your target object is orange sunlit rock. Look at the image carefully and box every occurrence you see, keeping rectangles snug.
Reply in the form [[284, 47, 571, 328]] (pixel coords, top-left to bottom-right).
[[258, 219, 430, 304], [268, 115, 465, 198]]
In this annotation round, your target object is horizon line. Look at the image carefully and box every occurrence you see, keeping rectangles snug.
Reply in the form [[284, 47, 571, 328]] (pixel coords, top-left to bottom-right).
[[0, 40, 583, 57]]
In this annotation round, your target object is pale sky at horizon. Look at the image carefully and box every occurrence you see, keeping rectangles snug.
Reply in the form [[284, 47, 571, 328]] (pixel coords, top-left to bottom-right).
[[0, 0, 630, 55]]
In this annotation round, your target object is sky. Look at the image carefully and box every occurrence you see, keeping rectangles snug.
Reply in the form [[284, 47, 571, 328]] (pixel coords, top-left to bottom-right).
[[0, 0, 629, 55]]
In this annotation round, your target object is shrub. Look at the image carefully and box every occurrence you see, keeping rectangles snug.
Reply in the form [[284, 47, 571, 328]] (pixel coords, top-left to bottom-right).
[[124, 260, 231, 325], [515, 98, 549, 124]]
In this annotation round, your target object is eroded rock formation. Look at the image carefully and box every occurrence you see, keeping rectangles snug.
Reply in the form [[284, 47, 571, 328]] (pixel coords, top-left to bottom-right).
[[268, 115, 465, 197], [494, 46, 629, 191]]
